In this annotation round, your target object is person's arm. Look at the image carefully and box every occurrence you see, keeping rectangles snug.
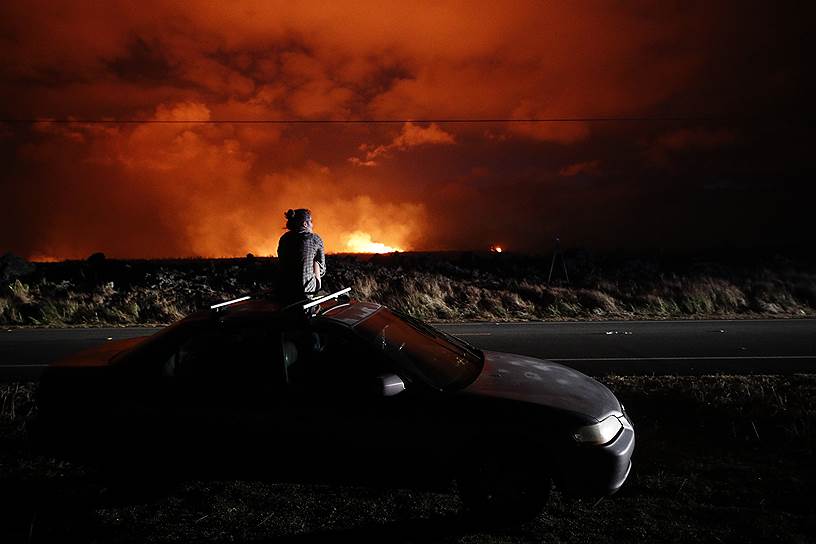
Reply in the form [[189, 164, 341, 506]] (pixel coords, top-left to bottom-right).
[[313, 260, 322, 290], [313, 237, 326, 289], [315, 237, 326, 277]]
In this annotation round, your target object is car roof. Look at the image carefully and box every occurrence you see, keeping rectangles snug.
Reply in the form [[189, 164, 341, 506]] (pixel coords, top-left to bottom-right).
[[215, 298, 284, 321], [317, 301, 382, 326], [111, 294, 375, 369], [192, 295, 381, 328]]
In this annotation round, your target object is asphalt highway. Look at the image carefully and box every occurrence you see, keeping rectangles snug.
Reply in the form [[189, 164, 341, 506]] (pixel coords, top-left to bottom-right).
[[1, 319, 815, 379]]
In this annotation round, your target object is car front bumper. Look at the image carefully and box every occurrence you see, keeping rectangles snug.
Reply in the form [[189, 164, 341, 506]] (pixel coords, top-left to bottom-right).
[[555, 419, 635, 497]]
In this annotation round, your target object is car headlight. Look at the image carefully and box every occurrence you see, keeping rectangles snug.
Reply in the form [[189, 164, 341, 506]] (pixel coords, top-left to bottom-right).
[[572, 415, 624, 445]]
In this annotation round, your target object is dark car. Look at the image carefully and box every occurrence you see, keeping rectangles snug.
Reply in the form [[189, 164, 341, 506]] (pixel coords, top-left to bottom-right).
[[35, 290, 634, 524]]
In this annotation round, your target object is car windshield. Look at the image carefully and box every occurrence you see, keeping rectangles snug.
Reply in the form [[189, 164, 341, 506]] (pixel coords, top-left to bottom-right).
[[352, 308, 483, 391]]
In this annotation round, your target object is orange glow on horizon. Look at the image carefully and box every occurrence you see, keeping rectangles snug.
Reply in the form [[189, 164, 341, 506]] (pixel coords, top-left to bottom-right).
[[27, 254, 61, 263], [345, 231, 404, 253], [491, 246, 503, 253]]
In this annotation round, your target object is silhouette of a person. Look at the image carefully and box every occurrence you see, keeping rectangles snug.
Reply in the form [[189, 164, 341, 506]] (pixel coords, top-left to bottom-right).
[[277, 208, 326, 304]]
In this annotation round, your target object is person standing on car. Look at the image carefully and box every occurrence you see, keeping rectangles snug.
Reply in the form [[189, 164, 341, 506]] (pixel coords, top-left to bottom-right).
[[277, 208, 326, 304]]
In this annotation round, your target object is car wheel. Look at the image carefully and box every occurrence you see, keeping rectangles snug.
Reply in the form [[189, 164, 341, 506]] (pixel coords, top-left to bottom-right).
[[456, 461, 551, 526]]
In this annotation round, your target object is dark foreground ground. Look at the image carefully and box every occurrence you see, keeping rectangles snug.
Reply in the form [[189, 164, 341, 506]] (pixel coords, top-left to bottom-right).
[[2, 375, 814, 543], [2, 250, 816, 326]]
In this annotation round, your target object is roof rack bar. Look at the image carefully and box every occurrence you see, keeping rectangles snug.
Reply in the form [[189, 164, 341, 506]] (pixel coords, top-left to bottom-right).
[[210, 295, 251, 310], [303, 287, 352, 310]]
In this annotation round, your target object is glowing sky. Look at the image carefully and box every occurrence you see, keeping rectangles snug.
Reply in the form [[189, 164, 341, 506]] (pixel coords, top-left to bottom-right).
[[0, 1, 810, 258]]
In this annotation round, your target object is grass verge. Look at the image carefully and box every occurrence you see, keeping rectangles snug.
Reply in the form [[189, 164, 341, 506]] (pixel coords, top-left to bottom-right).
[[1, 375, 814, 543], [2, 252, 816, 326]]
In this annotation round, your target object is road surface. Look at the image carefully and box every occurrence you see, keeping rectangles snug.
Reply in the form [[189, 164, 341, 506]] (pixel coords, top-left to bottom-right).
[[1, 319, 815, 379]]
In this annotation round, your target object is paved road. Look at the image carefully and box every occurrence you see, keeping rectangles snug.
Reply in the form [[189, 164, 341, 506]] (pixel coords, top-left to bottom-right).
[[1, 319, 815, 379], [442, 319, 816, 375]]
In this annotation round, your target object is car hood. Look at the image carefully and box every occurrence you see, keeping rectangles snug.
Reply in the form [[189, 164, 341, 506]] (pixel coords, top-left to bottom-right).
[[461, 350, 622, 422], [49, 337, 146, 368]]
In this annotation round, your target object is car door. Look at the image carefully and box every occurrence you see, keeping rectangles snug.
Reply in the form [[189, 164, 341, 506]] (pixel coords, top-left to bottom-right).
[[280, 322, 449, 486], [158, 319, 300, 478]]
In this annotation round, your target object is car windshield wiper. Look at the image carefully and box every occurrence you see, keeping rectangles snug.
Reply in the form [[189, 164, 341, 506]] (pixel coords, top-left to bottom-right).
[[395, 311, 481, 358], [437, 329, 481, 357]]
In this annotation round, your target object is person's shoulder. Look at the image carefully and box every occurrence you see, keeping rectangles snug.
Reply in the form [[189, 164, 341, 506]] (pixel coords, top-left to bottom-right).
[[309, 232, 324, 244]]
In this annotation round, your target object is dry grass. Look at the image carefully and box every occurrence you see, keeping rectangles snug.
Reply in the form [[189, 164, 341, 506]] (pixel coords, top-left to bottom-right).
[[601, 374, 816, 443], [1, 253, 815, 326], [0, 381, 37, 432]]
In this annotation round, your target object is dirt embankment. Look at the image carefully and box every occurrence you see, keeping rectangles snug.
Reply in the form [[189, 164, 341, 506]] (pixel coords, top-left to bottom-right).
[[1, 374, 814, 543], [2, 252, 815, 326]]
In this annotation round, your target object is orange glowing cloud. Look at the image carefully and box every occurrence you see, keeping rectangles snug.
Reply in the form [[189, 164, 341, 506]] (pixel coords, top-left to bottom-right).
[[559, 160, 602, 177], [13, 101, 425, 258], [646, 127, 739, 169], [0, 1, 810, 257], [657, 128, 738, 152], [350, 122, 455, 166]]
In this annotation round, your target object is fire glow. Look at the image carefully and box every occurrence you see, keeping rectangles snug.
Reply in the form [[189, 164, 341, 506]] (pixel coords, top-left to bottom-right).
[[345, 231, 404, 253], [27, 254, 61, 263]]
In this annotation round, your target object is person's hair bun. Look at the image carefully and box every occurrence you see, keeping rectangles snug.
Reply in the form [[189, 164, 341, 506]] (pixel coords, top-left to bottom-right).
[[285, 209, 295, 220]]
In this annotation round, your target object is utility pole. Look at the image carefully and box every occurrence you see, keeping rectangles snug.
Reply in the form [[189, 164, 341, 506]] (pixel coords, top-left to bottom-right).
[[547, 236, 570, 285]]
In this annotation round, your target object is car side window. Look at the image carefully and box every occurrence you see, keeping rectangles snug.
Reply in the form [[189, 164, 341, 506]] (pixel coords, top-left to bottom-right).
[[162, 323, 285, 388], [284, 323, 394, 393]]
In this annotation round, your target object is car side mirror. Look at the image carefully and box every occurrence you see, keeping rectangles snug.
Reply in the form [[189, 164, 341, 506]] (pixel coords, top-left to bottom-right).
[[376, 374, 406, 397]]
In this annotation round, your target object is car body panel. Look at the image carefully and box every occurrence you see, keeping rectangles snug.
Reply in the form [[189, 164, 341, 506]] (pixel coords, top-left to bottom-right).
[[50, 337, 146, 368], [462, 350, 622, 423]]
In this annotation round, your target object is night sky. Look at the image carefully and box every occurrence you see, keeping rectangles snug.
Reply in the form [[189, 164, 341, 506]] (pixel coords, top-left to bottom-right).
[[0, 1, 811, 259]]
